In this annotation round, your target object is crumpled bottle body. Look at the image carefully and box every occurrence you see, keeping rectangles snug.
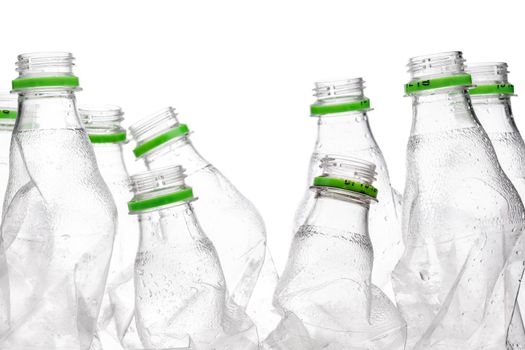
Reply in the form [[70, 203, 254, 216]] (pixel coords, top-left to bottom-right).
[[0, 128, 116, 350], [392, 125, 525, 349], [134, 205, 258, 350], [146, 149, 280, 338]]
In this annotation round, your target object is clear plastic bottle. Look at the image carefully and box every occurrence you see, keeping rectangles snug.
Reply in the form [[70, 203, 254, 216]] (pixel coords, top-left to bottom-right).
[[294, 78, 402, 300], [129, 108, 280, 337], [0, 90, 16, 214], [0, 52, 117, 350], [128, 165, 257, 350], [79, 106, 138, 349], [275, 155, 406, 349], [392, 51, 525, 349]]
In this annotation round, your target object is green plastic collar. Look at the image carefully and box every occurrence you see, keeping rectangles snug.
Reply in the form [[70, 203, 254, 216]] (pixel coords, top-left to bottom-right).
[[0, 110, 17, 119], [133, 124, 190, 158], [469, 84, 515, 95], [310, 99, 370, 115], [128, 187, 194, 212], [12, 76, 80, 90], [88, 131, 127, 144], [405, 74, 472, 94], [314, 176, 378, 198]]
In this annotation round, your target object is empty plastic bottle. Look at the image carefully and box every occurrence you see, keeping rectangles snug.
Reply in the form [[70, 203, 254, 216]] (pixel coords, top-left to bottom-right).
[[467, 62, 525, 343], [294, 78, 402, 300], [79, 106, 138, 349], [0, 90, 16, 212], [275, 155, 406, 349], [392, 51, 525, 349], [0, 52, 117, 350], [129, 107, 280, 337], [128, 165, 258, 350]]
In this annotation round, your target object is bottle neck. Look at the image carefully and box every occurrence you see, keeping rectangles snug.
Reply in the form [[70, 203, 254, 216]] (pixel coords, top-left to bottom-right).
[[306, 189, 370, 236], [470, 95, 517, 134], [16, 88, 82, 131], [136, 201, 203, 247], [142, 136, 210, 174], [92, 142, 129, 181], [315, 111, 377, 153], [410, 88, 479, 136]]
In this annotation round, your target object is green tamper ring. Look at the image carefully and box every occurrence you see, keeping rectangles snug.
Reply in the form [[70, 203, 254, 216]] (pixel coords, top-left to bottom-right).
[[128, 187, 194, 212], [313, 176, 378, 198], [405, 74, 472, 94]]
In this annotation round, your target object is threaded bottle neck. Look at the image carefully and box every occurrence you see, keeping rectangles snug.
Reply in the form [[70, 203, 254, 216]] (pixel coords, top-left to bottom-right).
[[79, 105, 126, 143], [467, 62, 509, 85], [16, 52, 75, 78], [310, 78, 370, 116], [408, 51, 466, 81]]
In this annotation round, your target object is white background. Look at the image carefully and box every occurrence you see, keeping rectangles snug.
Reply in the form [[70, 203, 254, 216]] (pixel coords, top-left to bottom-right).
[[2, 0, 524, 271]]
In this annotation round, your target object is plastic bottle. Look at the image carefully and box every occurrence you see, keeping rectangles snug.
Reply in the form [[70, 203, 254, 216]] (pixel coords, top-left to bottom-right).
[[0, 91, 16, 212], [0, 52, 117, 350], [128, 165, 257, 349], [275, 155, 406, 349], [129, 107, 280, 337], [79, 106, 138, 349], [392, 51, 525, 349], [294, 78, 402, 300]]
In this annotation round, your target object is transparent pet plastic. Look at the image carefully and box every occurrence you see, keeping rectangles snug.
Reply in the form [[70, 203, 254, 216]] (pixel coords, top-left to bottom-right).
[[80, 106, 138, 350], [273, 156, 406, 349], [0, 53, 117, 349], [0, 91, 16, 214], [392, 52, 525, 349], [294, 78, 402, 300], [129, 166, 258, 350], [129, 108, 281, 338]]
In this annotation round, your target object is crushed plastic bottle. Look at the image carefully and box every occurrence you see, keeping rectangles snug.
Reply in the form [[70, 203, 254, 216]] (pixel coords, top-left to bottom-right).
[[80, 106, 139, 350], [274, 155, 406, 349], [128, 165, 258, 350], [0, 91, 16, 213], [294, 78, 402, 300], [392, 51, 525, 349], [129, 107, 281, 338], [0, 52, 117, 349]]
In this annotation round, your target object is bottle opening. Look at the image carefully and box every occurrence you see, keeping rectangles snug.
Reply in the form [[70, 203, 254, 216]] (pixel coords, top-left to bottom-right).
[[313, 155, 378, 199], [128, 165, 194, 213], [407, 51, 466, 81], [79, 105, 126, 143], [130, 107, 190, 158], [13, 52, 79, 90], [311, 78, 370, 115], [467, 62, 514, 96]]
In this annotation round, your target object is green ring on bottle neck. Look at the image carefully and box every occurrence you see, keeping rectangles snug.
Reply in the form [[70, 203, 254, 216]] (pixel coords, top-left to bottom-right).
[[469, 84, 515, 95], [12, 76, 80, 90], [133, 124, 190, 158], [88, 131, 127, 144], [404, 74, 472, 94], [0, 110, 17, 119], [310, 99, 370, 115], [128, 187, 194, 212], [313, 176, 378, 198]]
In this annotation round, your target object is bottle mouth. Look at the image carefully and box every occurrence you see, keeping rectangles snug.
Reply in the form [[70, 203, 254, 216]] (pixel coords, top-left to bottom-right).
[[130, 106, 190, 158], [313, 155, 378, 199], [79, 105, 126, 143], [128, 165, 194, 213], [466, 62, 514, 96], [311, 78, 370, 115], [13, 52, 79, 90]]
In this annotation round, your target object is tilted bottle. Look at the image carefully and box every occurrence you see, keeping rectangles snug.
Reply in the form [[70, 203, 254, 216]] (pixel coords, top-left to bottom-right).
[[79, 106, 138, 349], [275, 156, 406, 349], [129, 108, 280, 337], [294, 78, 402, 298], [0, 91, 16, 211], [392, 51, 525, 349], [128, 165, 257, 349], [0, 52, 117, 349]]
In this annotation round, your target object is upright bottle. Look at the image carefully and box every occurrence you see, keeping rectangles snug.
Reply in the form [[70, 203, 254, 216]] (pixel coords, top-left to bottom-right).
[[129, 108, 279, 336], [275, 156, 406, 349], [0, 52, 117, 349], [294, 78, 402, 298], [0, 90, 16, 211], [392, 51, 525, 349], [79, 106, 138, 349], [128, 165, 257, 350]]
